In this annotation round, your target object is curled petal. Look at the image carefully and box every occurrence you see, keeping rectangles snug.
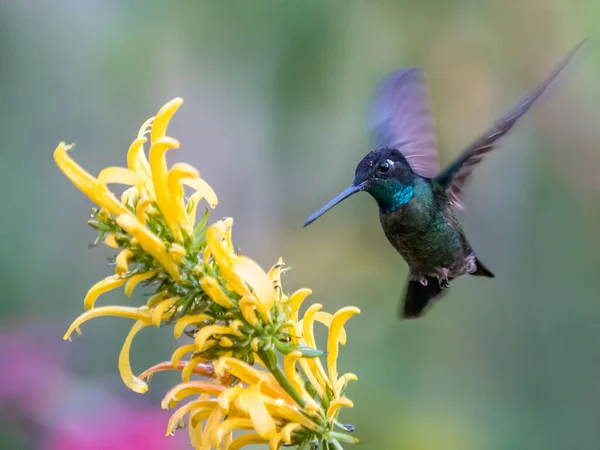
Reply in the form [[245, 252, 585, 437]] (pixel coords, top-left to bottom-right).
[[283, 351, 306, 401], [166, 400, 217, 436], [124, 270, 159, 297], [245, 382, 276, 439], [83, 275, 127, 310], [326, 397, 354, 421], [174, 314, 214, 338], [161, 381, 226, 409], [280, 423, 302, 444], [218, 384, 245, 413], [182, 356, 206, 382], [97, 167, 142, 187], [181, 177, 218, 209], [147, 291, 170, 308], [233, 256, 275, 322], [337, 373, 358, 393], [289, 288, 312, 322], [170, 344, 198, 367], [200, 276, 236, 309], [104, 233, 119, 248], [239, 296, 259, 328], [201, 406, 224, 450], [119, 319, 151, 393], [314, 311, 347, 345], [64, 306, 151, 340], [53, 142, 101, 203], [136, 197, 154, 223], [115, 249, 133, 276], [214, 357, 266, 386], [195, 325, 241, 351], [151, 296, 179, 327], [264, 400, 318, 431], [148, 136, 182, 241], [327, 307, 361, 397], [167, 162, 200, 230], [212, 418, 254, 447], [151, 97, 183, 144], [228, 434, 269, 450], [139, 360, 214, 381], [116, 214, 181, 281]]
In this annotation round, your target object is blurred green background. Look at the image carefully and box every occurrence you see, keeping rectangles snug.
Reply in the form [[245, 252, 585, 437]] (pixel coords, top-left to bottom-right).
[[1, 1, 600, 449]]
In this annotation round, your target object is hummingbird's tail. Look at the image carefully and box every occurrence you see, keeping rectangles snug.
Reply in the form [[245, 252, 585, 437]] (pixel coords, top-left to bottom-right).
[[401, 275, 447, 319], [471, 257, 495, 278]]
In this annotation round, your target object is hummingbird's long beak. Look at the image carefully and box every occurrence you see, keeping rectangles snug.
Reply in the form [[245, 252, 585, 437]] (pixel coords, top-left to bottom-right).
[[303, 182, 366, 227]]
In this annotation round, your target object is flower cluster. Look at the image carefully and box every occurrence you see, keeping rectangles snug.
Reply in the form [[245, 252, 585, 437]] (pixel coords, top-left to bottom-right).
[[54, 98, 360, 449]]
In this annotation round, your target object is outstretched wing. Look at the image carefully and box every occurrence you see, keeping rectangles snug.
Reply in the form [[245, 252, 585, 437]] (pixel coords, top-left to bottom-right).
[[435, 40, 586, 210], [369, 68, 440, 178]]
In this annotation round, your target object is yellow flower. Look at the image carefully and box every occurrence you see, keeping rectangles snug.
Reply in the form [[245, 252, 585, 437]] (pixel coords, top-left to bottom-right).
[[56, 97, 360, 449]]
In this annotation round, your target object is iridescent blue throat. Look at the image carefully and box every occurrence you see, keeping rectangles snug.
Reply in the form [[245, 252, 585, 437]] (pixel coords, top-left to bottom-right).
[[370, 181, 414, 214]]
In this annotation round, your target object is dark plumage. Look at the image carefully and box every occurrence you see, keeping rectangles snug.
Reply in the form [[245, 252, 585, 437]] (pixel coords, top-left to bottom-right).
[[304, 41, 585, 318]]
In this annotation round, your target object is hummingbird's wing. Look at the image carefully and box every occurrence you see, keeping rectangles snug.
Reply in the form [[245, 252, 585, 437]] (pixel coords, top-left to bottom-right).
[[369, 68, 440, 178], [434, 40, 586, 210]]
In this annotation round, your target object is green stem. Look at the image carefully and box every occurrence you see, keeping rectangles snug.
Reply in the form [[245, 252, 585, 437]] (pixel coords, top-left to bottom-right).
[[258, 349, 306, 408]]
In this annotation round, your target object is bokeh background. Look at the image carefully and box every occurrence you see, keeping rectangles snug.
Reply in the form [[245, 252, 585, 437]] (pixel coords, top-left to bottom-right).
[[1, 1, 600, 449]]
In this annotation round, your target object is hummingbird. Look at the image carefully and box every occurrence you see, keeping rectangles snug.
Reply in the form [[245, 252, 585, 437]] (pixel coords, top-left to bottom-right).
[[303, 41, 585, 319]]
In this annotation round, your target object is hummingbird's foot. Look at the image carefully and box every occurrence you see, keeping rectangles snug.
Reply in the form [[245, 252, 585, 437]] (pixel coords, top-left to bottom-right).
[[409, 273, 429, 286], [436, 268, 451, 289]]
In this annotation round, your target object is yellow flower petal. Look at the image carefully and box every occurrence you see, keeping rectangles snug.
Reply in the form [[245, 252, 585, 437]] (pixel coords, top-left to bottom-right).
[[151, 296, 179, 327], [289, 288, 312, 322], [201, 406, 224, 450], [218, 384, 245, 413], [280, 423, 302, 444], [97, 166, 142, 187], [148, 136, 182, 241], [336, 373, 358, 393], [228, 433, 268, 450], [83, 275, 127, 310], [126, 134, 154, 197], [239, 296, 259, 328], [135, 196, 154, 223], [182, 356, 206, 382], [147, 291, 170, 308], [181, 177, 218, 209], [313, 311, 347, 345], [205, 222, 235, 273], [174, 314, 215, 338], [245, 382, 276, 439], [212, 418, 254, 447], [188, 413, 205, 450], [64, 306, 150, 340], [233, 256, 275, 322], [116, 213, 181, 281], [53, 142, 101, 203], [214, 357, 266, 386], [119, 319, 151, 393], [151, 97, 183, 144], [326, 397, 354, 421], [124, 270, 159, 297], [327, 306, 361, 397], [263, 400, 318, 431], [104, 233, 119, 248], [170, 344, 198, 367], [195, 325, 241, 351], [166, 400, 217, 436], [200, 276, 236, 309], [120, 186, 138, 206], [283, 351, 306, 400], [185, 192, 206, 233], [167, 162, 200, 230], [161, 381, 226, 409], [115, 249, 133, 276], [300, 304, 330, 393]]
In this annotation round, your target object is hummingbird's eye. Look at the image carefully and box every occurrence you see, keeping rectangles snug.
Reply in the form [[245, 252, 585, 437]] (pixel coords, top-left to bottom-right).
[[378, 160, 391, 174]]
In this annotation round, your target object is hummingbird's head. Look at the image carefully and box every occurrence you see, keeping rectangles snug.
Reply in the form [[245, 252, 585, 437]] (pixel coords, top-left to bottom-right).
[[303, 147, 416, 227]]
